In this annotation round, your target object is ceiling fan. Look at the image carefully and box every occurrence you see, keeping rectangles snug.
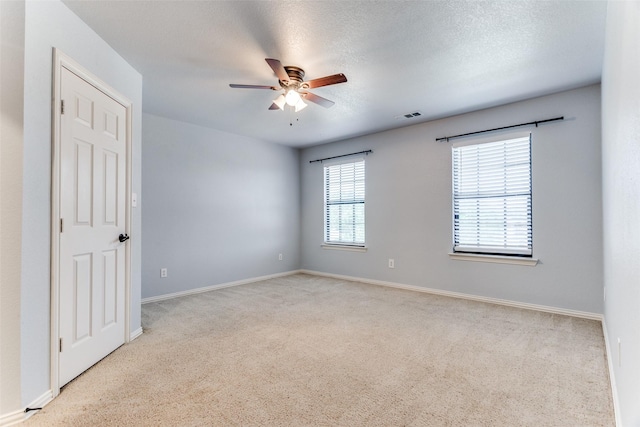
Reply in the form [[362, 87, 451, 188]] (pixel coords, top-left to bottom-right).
[[229, 58, 347, 112]]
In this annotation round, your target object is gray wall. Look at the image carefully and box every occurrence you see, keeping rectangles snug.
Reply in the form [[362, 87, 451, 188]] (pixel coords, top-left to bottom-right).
[[301, 85, 603, 314], [141, 114, 300, 299], [602, 2, 640, 425], [17, 0, 143, 408], [0, 0, 25, 416]]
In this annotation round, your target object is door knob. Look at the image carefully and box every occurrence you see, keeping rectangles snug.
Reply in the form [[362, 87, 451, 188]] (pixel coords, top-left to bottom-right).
[[119, 234, 130, 243]]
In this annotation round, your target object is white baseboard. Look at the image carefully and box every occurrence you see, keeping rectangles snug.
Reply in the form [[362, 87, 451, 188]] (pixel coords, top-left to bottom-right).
[[141, 270, 302, 304], [300, 269, 603, 321], [129, 327, 143, 341], [23, 390, 53, 422], [601, 319, 622, 426], [142, 268, 601, 320], [0, 408, 23, 427], [0, 390, 54, 426]]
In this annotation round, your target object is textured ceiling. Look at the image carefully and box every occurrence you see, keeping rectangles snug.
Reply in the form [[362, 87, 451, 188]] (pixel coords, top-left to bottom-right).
[[62, 0, 607, 147]]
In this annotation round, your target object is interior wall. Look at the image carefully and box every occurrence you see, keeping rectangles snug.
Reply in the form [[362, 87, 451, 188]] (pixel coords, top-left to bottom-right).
[[141, 114, 300, 299], [21, 0, 143, 407], [601, 1, 640, 425], [301, 85, 603, 314], [0, 0, 25, 418]]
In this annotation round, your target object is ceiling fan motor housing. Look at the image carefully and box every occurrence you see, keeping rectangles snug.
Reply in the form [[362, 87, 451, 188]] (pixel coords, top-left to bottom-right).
[[281, 66, 309, 91], [284, 66, 305, 82]]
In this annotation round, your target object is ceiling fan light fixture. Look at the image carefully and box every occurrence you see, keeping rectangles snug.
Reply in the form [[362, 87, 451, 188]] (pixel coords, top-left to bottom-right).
[[285, 89, 301, 106], [273, 94, 286, 110], [294, 99, 307, 112]]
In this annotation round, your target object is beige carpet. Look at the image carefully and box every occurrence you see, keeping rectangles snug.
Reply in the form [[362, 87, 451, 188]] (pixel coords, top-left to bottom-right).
[[27, 274, 614, 426]]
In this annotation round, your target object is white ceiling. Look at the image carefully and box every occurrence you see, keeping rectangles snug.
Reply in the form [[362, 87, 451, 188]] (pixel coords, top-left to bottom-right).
[[62, 0, 607, 148]]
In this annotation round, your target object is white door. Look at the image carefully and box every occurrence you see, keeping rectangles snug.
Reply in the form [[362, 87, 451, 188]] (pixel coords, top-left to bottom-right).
[[58, 67, 127, 386]]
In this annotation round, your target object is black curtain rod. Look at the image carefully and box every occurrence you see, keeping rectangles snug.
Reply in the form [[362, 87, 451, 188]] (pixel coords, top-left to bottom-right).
[[436, 116, 564, 143], [309, 150, 373, 164]]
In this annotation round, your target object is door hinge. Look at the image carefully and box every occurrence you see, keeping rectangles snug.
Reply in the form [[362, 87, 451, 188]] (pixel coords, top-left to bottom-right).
[[59, 338, 63, 353], [60, 218, 64, 233], [61, 100, 65, 114]]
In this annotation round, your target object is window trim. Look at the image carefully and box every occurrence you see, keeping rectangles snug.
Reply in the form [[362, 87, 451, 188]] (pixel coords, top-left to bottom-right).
[[321, 244, 368, 252], [323, 157, 366, 247], [451, 131, 533, 258], [448, 252, 538, 266]]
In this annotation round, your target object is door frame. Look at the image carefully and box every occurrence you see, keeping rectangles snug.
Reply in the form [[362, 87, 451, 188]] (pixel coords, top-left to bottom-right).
[[50, 48, 133, 397]]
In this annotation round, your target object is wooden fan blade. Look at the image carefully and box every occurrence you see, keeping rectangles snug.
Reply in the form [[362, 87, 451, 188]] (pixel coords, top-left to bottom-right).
[[229, 84, 277, 90], [265, 58, 289, 82], [300, 91, 335, 108], [268, 103, 281, 110], [305, 73, 347, 89]]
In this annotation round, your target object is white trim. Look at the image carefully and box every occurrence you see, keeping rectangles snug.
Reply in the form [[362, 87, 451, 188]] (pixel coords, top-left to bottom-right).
[[454, 246, 532, 256], [0, 390, 54, 426], [300, 270, 602, 320], [321, 244, 367, 252], [129, 327, 143, 341], [50, 47, 63, 400], [449, 252, 538, 266], [0, 409, 23, 427], [123, 92, 133, 346], [141, 270, 302, 304], [23, 390, 54, 422], [602, 319, 622, 426], [323, 158, 366, 248], [50, 48, 133, 398]]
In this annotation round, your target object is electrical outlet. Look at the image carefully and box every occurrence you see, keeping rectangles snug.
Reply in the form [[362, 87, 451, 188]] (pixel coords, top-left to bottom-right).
[[278, 253, 283, 261], [160, 268, 167, 278], [388, 259, 395, 269]]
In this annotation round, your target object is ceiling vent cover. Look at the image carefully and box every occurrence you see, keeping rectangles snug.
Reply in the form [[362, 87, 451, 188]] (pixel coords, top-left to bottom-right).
[[396, 111, 422, 120]]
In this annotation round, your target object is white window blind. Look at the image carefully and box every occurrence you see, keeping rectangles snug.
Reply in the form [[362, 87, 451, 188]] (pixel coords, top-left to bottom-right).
[[324, 159, 365, 246], [452, 135, 532, 256]]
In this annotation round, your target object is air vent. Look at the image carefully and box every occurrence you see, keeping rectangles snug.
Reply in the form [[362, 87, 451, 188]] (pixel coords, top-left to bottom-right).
[[396, 111, 423, 120]]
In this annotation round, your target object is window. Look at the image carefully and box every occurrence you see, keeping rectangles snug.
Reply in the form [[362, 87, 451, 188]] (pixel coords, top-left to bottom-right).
[[324, 159, 365, 246], [452, 135, 532, 256]]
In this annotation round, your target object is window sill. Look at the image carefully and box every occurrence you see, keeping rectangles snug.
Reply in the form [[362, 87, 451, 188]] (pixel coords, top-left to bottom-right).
[[448, 253, 538, 266], [322, 244, 368, 253]]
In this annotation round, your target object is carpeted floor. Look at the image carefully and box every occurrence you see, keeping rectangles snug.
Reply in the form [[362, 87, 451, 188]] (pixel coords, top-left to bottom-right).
[[27, 274, 615, 426]]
